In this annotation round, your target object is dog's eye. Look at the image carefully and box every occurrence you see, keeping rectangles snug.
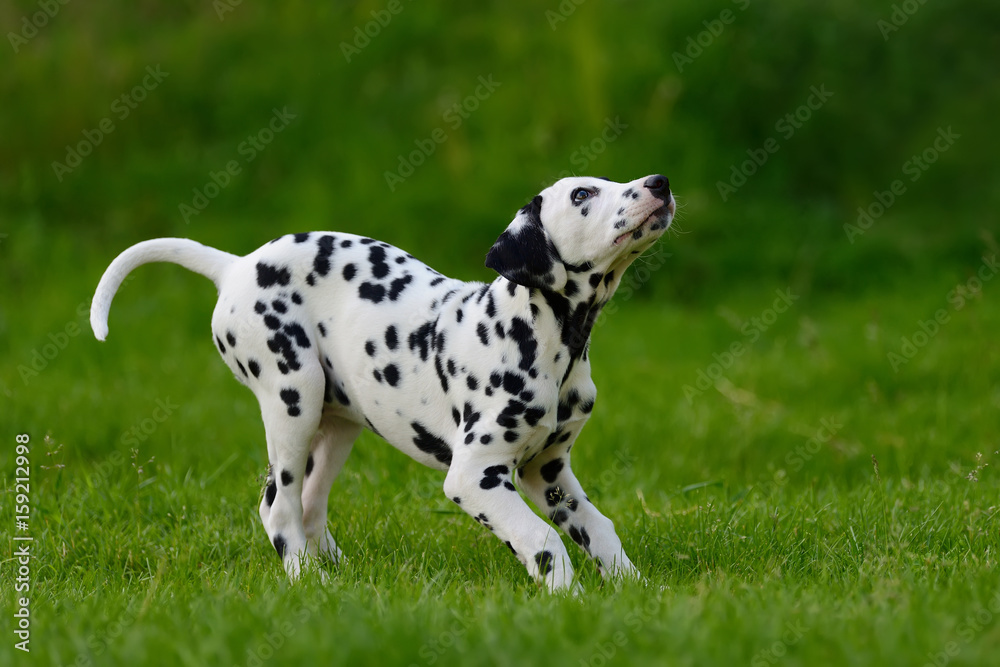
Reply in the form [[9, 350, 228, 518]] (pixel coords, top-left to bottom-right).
[[571, 188, 591, 203]]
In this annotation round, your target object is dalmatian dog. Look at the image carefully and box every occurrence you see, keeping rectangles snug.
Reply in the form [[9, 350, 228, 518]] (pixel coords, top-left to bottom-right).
[[91, 174, 674, 591]]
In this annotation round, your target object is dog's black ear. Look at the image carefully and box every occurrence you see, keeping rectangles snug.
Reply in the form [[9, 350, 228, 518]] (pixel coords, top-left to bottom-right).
[[485, 195, 567, 291]]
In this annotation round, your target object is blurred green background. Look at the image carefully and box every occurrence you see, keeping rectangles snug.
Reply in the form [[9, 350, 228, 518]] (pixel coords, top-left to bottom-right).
[[2, 0, 997, 295], [2, 1, 1000, 665]]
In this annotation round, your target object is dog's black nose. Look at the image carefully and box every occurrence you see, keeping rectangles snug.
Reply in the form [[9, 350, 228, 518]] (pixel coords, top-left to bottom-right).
[[643, 174, 670, 200]]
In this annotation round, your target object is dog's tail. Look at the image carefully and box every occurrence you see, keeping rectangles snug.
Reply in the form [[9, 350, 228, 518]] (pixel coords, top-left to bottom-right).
[[91, 238, 237, 341]]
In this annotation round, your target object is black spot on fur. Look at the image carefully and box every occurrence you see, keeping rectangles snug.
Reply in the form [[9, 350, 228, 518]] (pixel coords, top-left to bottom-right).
[[384, 364, 400, 387], [343, 263, 357, 281], [236, 360, 247, 377], [272, 300, 287, 314], [283, 323, 310, 348], [226, 331, 237, 347], [216, 336, 226, 354], [540, 459, 564, 483], [281, 469, 293, 486], [273, 535, 287, 559], [569, 526, 591, 550], [408, 322, 434, 361], [545, 485, 567, 506], [384, 325, 399, 350], [341, 239, 353, 248], [476, 322, 490, 346], [264, 314, 281, 330], [305, 455, 314, 477], [294, 233, 311, 243], [523, 407, 545, 427], [359, 282, 386, 303], [389, 275, 414, 300], [318, 322, 327, 337], [254, 301, 267, 314], [502, 372, 525, 395], [534, 550, 554, 576], [435, 356, 449, 393], [256, 262, 291, 288], [480, 464, 511, 490], [365, 340, 377, 356], [410, 421, 453, 466], [248, 359, 261, 378], [279, 388, 300, 417], [265, 481, 276, 506], [480, 434, 493, 444], [462, 402, 482, 432], [291, 292, 303, 305], [313, 235, 336, 277], [509, 318, 537, 372], [369, 245, 390, 279]]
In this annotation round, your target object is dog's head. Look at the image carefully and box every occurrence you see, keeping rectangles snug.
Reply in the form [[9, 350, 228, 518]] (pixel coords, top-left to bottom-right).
[[485, 175, 674, 291]]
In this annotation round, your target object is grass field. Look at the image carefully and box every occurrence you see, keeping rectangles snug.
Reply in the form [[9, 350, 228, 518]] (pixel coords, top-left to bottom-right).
[[3, 213, 999, 666], [3, 0, 999, 664]]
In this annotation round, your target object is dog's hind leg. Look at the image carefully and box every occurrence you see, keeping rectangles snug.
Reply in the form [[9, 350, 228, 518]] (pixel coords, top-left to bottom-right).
[[255, 361, 326, 579], [300, 412, 361, 563]]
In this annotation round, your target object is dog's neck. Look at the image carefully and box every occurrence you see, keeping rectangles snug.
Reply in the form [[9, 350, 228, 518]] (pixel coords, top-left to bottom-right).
[[485, 257, 635, 386]]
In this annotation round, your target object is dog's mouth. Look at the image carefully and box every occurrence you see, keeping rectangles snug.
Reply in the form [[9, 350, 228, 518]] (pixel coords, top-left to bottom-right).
[[613, 204, 672, 246]]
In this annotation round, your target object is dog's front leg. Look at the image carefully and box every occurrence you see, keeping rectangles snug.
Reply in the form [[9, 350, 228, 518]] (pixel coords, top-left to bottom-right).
[[519, 448, 638, 582], [444, 455, 576, 592]]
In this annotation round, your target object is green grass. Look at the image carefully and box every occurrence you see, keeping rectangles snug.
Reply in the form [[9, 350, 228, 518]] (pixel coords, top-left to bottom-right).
[[2, 221, 998, 666], [2, 1, 999, 662]]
